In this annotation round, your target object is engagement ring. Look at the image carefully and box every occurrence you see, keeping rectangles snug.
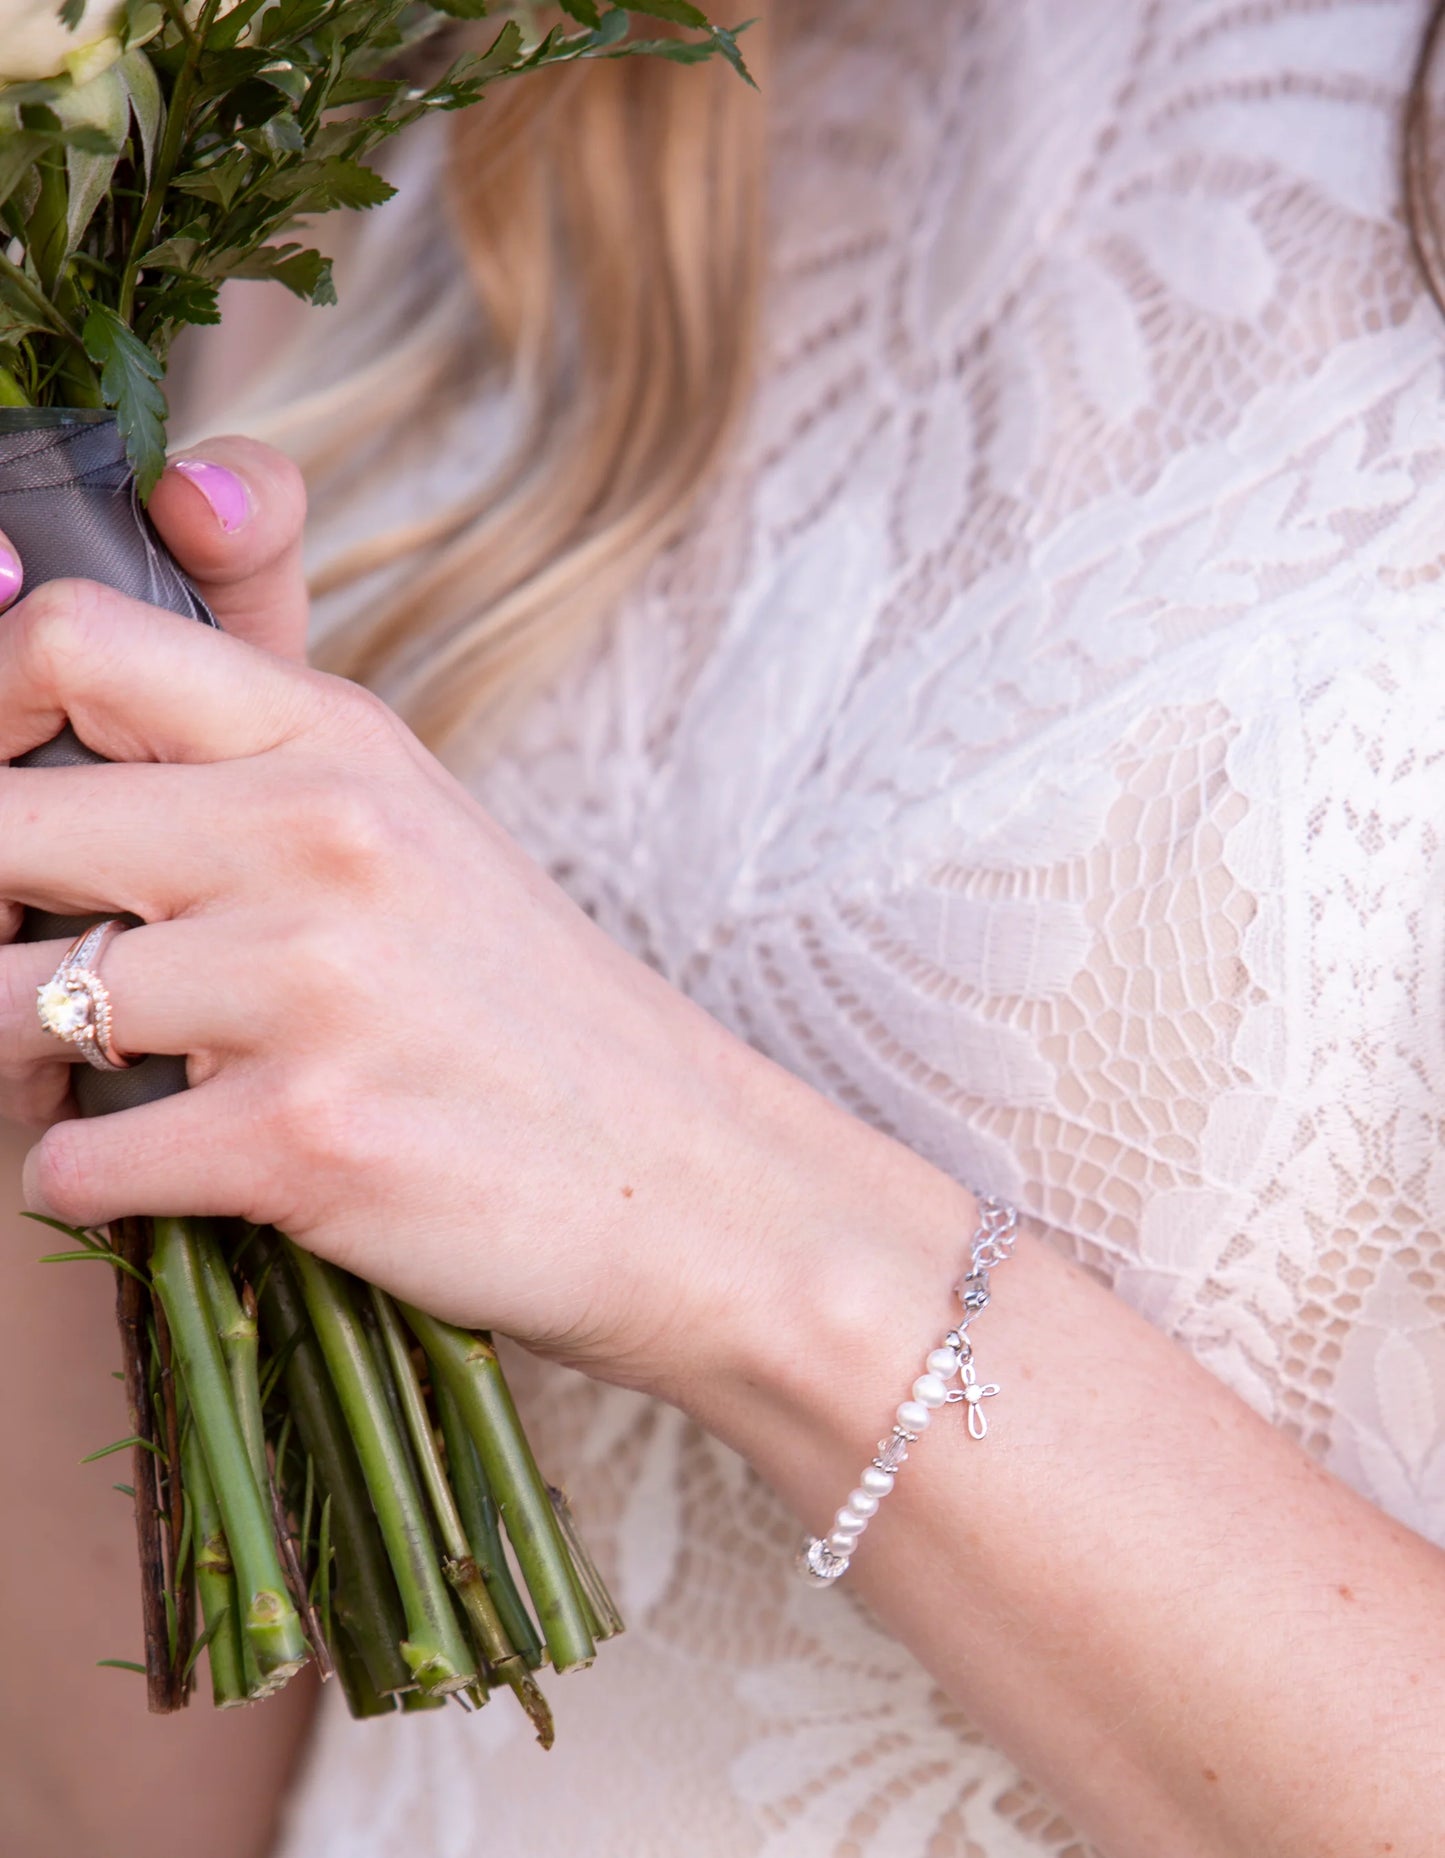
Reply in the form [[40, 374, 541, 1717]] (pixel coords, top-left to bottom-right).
[[36, 918, 134, 1072]]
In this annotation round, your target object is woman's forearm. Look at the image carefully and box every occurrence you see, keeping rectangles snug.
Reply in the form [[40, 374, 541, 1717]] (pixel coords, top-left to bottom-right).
[[670, 1087, 1445, 1858]]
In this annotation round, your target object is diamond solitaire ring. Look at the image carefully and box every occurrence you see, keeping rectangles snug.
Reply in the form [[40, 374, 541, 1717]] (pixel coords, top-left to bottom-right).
[[35, 918, 135, 1072]]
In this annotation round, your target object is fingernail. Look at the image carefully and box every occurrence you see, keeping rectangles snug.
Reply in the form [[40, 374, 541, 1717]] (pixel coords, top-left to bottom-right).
[[170, 458, 252, 534], [0, 544, 21, 604]]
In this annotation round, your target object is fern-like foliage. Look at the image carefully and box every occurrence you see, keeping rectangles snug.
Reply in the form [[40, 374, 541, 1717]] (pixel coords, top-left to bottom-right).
[[0, 1, 751, 491]]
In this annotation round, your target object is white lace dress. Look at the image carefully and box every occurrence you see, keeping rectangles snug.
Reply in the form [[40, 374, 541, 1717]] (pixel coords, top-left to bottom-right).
[[274, 3, 1445, 1852]]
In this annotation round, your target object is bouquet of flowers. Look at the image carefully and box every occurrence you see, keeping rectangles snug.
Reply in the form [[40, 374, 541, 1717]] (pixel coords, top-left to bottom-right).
[[0, 1, 747, 1733]]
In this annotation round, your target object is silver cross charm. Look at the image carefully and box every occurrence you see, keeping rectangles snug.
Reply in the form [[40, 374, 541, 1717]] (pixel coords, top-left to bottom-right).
[[951, 1359, 1000, 1439]]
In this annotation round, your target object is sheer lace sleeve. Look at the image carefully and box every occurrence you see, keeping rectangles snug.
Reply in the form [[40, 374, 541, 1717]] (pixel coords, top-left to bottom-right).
[[821, 600, 1445, 1543]]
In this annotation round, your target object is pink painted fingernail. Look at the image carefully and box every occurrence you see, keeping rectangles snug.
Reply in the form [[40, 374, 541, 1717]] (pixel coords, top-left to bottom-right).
[[170, 458, 252, 534], [0, 545, 20, 605]]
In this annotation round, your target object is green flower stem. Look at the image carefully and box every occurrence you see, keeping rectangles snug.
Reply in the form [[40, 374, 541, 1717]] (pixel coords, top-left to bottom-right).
[[364, 1293, 488, 1679], [110, 1216, 175, 1713], [284, 1242, 476, 1696], [369, 1289, 557, 1745], [549, 1484, 625, 1642], [191, 1226, 268, 1496], [152, 1302, 197, 1697], [401, 1307, 597, 1675], [119, 0, 225, 326], [329, 1620, 395, 1721], [189, 1223, 284, 1694], [434, 1378, 544, 1671], [253, 1237, 411, 1698], [150, 1217, 308, 1690], [178, 1390, 247, 1709]]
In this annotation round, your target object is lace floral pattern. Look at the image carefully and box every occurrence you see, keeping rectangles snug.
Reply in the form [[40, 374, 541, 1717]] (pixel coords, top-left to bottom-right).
[[275, 3, 1445, 1853]]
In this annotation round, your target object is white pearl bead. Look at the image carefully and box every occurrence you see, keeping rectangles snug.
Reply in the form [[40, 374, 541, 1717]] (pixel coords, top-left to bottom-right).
[[927, 1346, 960, 1378], [827, 1531, 855, 1555], [833, 1508, 868, 1536], [896, 1400, 931, 1433], [861, 1465, 894, 1497], [846, 1488, 879, 1519], [912, 1373, 948, 1409]]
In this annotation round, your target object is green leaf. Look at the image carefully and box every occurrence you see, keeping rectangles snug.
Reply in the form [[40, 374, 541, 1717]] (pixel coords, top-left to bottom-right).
[[61, 66, 129, 253], [557, 0, 602, 21], [112, 1482, 136, 1498], [145, 273, 222, 327], [326, 75, 405, 108], [709, 22, 757, 86], [137, 234, 205, 270], [467, 18, 524, 75], [229, 243, 335, 304], [57, 124, 121, 154], [429, 0, 494, 15], [259, 0, 331, 39], [605, 35, 714, 65], [299, 1450, 315, 1564], [246, 110, 306, 156], [0, 305, 44, 347], [120, 0, 164, 50], [19, 1211, 105, 1243], [207, 0, 272, 50], [183, 1607, 231, 1680], [173, 153, 250, 210], [177, 1490, 195, 1584], [316, 1493, 333, 1647], [163, 1580, 178, 1662], [81, 305, 168, 497], [117, 48, 164, 186], [80, 1432, 168, 1465], [0, 132, 50, 214], [618, 0, 709, 25], [96, 1658, 148, 1675], [36, 1228, 150, 1282], [302, 157, 396, 210], [587, 9, 630, 47], [253, 59, 310, 106], [0, 77, 65, 108]]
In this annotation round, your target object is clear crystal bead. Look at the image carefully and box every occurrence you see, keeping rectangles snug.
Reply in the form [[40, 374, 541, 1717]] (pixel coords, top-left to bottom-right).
[[873, 1433, 909, 1472], [795, 1536, 849, 1586]]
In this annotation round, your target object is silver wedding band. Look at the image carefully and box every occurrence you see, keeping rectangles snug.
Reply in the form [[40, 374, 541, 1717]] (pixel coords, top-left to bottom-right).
[[35, 918, 135, 1071]]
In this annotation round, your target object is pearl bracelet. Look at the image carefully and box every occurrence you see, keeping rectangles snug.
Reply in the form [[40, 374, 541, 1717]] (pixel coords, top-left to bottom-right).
[[796, 1194, 1019, 1587]]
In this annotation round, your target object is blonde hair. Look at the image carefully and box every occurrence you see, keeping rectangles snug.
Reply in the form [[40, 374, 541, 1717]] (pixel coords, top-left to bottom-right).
[[246, 32, 766, 758]]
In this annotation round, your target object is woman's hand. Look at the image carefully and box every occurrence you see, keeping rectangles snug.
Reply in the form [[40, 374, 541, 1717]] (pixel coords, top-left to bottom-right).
[[0, 439, 885, 1402]]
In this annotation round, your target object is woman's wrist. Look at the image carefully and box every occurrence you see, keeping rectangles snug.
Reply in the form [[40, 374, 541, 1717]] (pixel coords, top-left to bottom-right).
[[645, 1054, 980, 1487]]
